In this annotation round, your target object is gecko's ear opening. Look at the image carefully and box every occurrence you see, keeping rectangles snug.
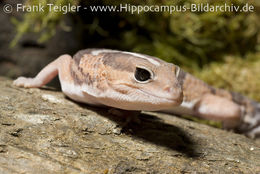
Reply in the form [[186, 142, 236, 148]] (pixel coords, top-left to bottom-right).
[[134, 67, 153, 83]]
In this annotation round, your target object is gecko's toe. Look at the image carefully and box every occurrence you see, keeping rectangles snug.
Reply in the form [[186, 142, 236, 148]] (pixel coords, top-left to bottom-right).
[[13, 77, 33, 88], [246, 126, 260, 139]]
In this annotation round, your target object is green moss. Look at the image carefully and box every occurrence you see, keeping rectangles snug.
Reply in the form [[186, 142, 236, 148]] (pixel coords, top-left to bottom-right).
[[12, 1, 260, 64], [195, 53, 260, 102], [11, 0, 79, 47], [181, 115, 222, 128]]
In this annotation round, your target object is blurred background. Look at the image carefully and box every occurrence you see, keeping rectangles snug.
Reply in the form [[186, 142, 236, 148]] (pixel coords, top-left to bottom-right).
[[0, 0, 259, 103]]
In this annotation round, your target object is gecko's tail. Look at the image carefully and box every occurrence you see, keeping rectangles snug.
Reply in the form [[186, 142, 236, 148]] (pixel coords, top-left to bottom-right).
[[236, 101, 260, 139]]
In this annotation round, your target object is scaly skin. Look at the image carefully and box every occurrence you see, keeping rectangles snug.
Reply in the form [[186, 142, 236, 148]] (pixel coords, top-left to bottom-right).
[[13, 49, 260, 138]]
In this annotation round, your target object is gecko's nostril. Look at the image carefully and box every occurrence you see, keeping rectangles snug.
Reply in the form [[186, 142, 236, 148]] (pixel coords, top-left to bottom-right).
[[164, 86, 172, 93]]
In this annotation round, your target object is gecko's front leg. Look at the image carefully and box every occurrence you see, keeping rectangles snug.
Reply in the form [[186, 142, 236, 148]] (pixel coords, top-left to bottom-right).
[[109, 108, 141, 124], [13, 55, 72, 88]]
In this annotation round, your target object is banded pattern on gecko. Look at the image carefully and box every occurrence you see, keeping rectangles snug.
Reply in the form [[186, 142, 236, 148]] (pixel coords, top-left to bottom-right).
[[13, 49, 260, 138]]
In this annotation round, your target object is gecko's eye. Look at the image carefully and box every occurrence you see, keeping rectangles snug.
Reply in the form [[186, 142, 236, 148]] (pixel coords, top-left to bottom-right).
[[134, 67, 153, 83]]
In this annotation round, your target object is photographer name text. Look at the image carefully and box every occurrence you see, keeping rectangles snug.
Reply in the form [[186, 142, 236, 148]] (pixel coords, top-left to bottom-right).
[[3, 3, 255, 14], [17, 3, 80, 14]]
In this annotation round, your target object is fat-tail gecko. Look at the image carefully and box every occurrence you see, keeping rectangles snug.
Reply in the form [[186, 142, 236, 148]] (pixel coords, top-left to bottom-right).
[[13, 49, 260, 138]]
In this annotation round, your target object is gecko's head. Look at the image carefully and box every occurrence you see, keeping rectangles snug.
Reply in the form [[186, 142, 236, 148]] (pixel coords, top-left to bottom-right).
[[95, 50, 183, 111]]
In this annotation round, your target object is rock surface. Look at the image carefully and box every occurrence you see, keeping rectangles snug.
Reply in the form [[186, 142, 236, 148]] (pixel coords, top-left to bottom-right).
[[0, 77, 259, 174]]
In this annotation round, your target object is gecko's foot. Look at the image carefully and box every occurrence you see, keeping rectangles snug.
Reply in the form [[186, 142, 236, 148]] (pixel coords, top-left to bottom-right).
[[236, 103, 260, 139], [238, 115, 260, 139], [246, 127, 260, 139], [108, 108, 141, 125], [13, 77, 37, 88], [108, 108, 141, 134], [237, 123, 260, 139]]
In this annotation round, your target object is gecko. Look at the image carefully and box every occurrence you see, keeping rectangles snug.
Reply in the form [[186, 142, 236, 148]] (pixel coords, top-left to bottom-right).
[[13, 48, 260, 138]]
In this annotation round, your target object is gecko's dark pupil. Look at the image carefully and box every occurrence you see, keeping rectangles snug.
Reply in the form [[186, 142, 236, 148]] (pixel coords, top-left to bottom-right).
[[134, 68, 151, 82]]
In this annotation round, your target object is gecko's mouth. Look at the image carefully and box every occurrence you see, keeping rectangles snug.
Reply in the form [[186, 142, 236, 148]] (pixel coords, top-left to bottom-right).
[[136, 88, 182, 105], [112, 83, 182, 105]]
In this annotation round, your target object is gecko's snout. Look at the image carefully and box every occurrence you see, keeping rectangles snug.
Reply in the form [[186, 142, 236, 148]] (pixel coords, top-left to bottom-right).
[[163, 85, 183, 105]]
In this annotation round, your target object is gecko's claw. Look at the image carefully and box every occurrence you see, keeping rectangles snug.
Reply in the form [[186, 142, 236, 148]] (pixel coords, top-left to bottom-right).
[[246, 126, 260, 139], [13, 77, 35, 88], [237, 103, 260, 139]]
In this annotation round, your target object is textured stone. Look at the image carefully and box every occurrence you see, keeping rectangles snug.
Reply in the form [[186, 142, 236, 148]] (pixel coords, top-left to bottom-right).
[[0, 77, 259, 174]]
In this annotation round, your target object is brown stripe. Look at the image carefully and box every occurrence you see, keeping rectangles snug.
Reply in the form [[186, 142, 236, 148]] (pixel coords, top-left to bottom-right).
[[177, 68, 186, 88], [209, 86, 216, 94], [79, 67, 93, 85], [73, 49, 96, 65], [102, 53, 134, 72], [70, 60, 94, 85], [70, 61, 84, 85], [231, 91, 248, 105]]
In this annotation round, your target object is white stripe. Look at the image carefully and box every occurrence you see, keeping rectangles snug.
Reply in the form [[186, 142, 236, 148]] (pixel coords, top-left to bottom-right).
[[91, 49, 161, 66], [180, 100, 196, 109], [162, 100, 197, 115], [175, 66, 180, 78]]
